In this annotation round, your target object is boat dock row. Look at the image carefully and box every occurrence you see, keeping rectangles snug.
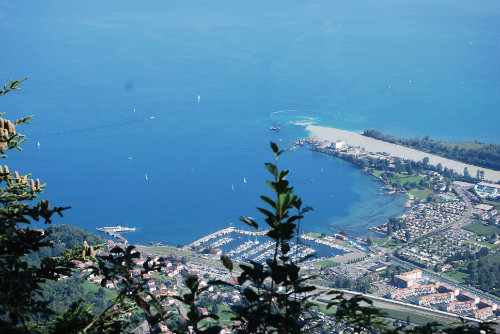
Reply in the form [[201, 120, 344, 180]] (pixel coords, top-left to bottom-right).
[[187, 227, 269, 248]]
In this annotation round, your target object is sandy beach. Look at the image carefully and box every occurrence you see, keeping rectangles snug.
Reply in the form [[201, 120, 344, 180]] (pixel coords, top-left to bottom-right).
[[307, 125, 500, 183]]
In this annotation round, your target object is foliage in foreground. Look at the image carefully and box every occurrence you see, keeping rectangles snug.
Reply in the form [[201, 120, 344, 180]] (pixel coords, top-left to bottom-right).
[[0, 78, 496, 333]]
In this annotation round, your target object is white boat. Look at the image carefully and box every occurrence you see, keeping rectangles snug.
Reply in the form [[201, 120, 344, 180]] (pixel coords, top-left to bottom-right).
[[133, 108, 136, 113], [37, 141, 40, 148], [243, 177, 247, 184], [197, 95, 201, 102], [145, 173, 149, 181], [97, 225, 136, 232], [231, 184, 235, 191], [149, 116, 155, 119]]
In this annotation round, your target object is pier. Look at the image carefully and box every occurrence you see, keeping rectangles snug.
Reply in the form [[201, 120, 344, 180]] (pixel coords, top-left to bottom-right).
[[96, 225, 136, 244]]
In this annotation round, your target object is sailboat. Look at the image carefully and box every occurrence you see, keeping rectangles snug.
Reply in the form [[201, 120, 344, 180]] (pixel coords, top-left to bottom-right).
[[243, 177, 247, 184], [145, 173, 149, 181]]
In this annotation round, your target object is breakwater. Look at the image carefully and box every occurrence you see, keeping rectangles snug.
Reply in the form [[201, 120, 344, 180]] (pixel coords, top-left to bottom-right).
[[187, 227, 268, 248]]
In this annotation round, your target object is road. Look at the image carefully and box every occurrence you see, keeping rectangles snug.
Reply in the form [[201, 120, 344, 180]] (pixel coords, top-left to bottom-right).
[[451, 183, 478, 230]]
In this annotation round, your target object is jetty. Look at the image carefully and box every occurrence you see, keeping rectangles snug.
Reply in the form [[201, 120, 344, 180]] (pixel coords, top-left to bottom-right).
[[96, 225, 135, 243]]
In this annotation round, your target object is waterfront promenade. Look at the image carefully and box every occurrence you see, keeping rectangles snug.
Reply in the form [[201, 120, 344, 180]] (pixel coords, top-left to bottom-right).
[[307, 125, 500, 182]]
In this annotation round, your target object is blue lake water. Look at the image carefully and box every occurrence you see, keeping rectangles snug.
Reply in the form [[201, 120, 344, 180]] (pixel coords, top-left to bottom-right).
[[1, 0, 499, 244]]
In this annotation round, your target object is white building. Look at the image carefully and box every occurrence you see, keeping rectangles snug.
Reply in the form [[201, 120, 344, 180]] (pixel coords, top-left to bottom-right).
[[331, 141, 345, 149]]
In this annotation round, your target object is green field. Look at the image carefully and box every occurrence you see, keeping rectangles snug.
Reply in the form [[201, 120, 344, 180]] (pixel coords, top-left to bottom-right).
[[81, 280, 117, 300], [315, 260, 339, 268], [376, 237, 401, 249], [409, 189, 434, 201], [444, 263, 469, 283], [135, 245, 193, 257], [463, 221, 499, 237], [379, 307, 458, 326]]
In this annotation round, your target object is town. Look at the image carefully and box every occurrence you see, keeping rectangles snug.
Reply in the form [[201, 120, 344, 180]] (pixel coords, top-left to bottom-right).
[[72, 137, 500, 332]]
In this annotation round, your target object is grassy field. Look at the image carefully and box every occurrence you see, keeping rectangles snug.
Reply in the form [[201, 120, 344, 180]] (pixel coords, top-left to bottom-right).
[[135, 245, 193, 257], [81, 280, 117, 300], [409, 189, 433, 201], [315, 260, 339, 268], [376, 237, 402, 249], [379, 307, 457, 326], [444, 263, 469, 283], [391, 174, 427, 188], [463, 221, 499, 237]]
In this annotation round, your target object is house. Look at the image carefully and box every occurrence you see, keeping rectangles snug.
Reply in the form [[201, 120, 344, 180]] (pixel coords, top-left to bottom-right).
[[473, 307, 493, 320], [418, 292, 455, 306], [197, 308, 209, 316], [210, 248, 223, 256], [446, 300, 476, 313], [478, 299, 498, 311], [458, 292, 480, 304]]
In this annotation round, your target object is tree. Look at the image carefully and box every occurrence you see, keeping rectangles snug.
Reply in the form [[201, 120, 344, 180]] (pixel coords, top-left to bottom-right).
[[0, 78, 74, 333], [366, 236, 374, 246], [422, 157, 430, 169], [464, 167, 471, 179]]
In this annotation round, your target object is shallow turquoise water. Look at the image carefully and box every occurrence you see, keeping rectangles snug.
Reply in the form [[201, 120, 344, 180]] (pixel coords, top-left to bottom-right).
[[1, 0, 498, 244]]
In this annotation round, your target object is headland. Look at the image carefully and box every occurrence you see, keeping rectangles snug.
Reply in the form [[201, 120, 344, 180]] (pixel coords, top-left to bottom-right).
[[306, 125, 500, 182]]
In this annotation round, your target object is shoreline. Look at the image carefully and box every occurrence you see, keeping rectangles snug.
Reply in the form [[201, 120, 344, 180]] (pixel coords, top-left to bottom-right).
[[306, 125, 500, 182]]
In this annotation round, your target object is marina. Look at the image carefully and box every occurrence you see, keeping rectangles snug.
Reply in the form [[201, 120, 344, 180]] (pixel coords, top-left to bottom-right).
[[187, 226, 352, 265]]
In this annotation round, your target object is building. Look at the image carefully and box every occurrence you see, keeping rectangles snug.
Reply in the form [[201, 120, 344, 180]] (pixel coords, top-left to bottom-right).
[[369, 264, 387, 272], [458, 292, 480, 304], [473, 307, 494, 320], [394, 269, 422, 288], [437, 283, 460, 296], [445, 301, 476, 313], [331, 141, 345, 150], [335, 234, 348, 241], [478, 299, 498, 311], [389, 283, 438, 300], [418, 292, 455, 306], [474, 182, 500, 199]]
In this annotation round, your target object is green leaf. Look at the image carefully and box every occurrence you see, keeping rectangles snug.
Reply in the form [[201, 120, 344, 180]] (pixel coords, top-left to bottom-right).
[[260, 195, 275, 208], [265, 162, 277, 176], [220, 255, 233, 271], [239, 216, 258, 229], [243, 288, 259, 302], [278, 169, 289, 180], [281, 242, 290, 255], [270, 141, 279, 153]]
